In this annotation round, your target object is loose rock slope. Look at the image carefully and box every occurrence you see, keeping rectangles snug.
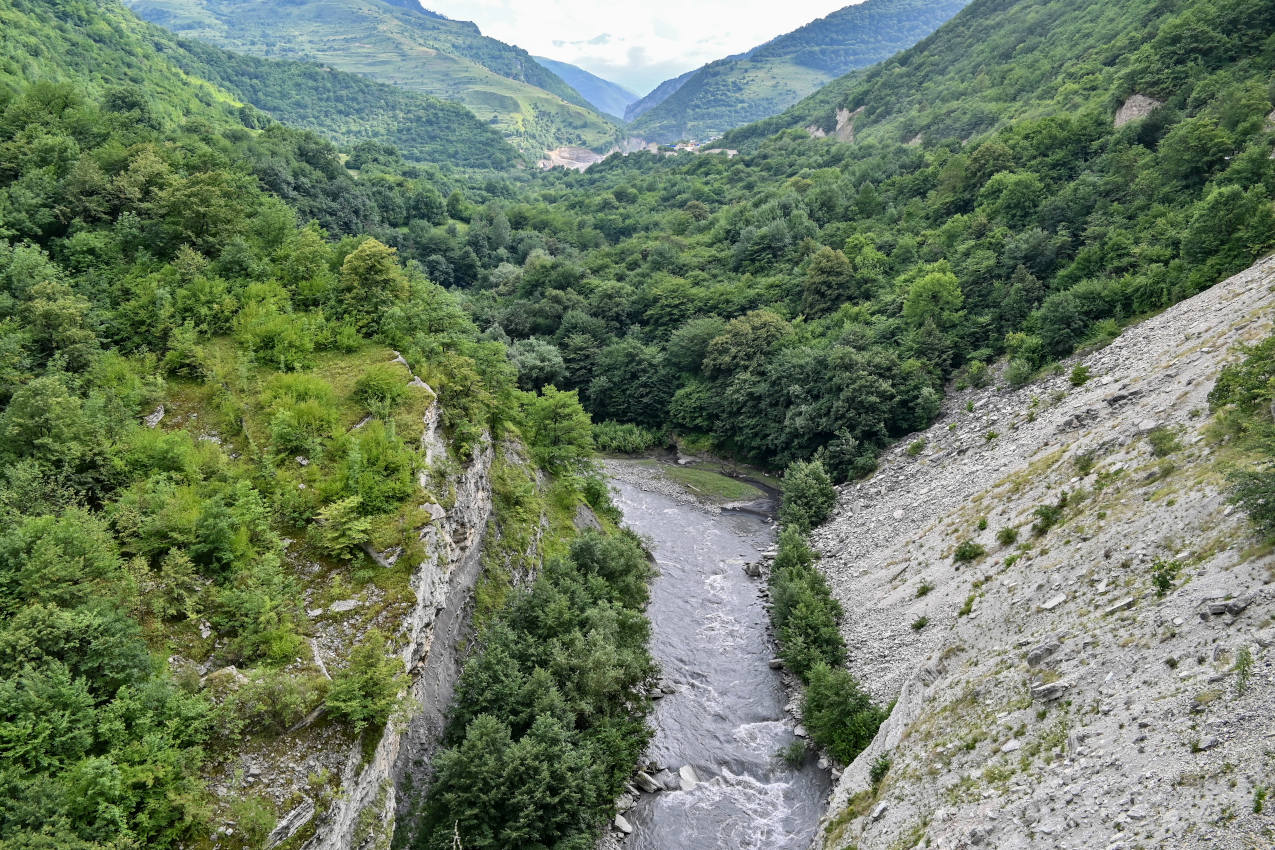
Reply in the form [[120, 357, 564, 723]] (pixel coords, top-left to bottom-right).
[[812, 257, 1275, 849]]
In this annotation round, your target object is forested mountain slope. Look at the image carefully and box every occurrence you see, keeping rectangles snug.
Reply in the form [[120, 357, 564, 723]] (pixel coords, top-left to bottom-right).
[[0, 0, 647, 847], [447, 0, 1275, 480], [0, 0, 520, 169], [534, 55, 638, 121], [623, 68, 696, 122], [628, 0, 969, 143], [123, 0, 621, 153]]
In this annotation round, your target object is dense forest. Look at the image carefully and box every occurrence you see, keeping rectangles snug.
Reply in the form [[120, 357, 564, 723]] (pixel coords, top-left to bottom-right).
[[0, 1, 645, 846], [432, 0, 1275, 478]]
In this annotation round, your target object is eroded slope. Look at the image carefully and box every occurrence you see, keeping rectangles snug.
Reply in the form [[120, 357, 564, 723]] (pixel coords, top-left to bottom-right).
[[814, 257, 1275, 849]]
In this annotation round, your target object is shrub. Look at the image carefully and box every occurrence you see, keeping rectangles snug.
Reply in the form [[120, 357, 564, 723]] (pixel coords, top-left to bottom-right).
[[1147, 426, 1181, 457], [325, 629, 407, 733], [802, 662, 887, 765], [1150, 557, 1182, 596], [780, 459, 836, 532], [911, 615, 929, 631], [778, 739, 809, 768], [997, 526, 1019, 546], [1069, 364, 1091, 386], [906, 439, 926, 457], [353, 363, 407, 417], [1073, 451, 1096, 475], [1032, 503, 1063, 536], [592, 420, 660, 454], [1006, 358, 1035, 388], [953, 540, 986, 562], [311, 495, 373, 560], [915, 581, 934, 598], [869, 754, 892, 787]]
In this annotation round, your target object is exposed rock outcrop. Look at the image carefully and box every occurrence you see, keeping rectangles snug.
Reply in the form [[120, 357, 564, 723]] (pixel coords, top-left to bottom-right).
[[1114, 93, 1163, 127], [814, 257, 1275, 849]]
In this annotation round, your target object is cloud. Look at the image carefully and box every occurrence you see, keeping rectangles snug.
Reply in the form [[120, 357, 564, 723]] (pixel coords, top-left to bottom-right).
[[421, 0, 858, 94]]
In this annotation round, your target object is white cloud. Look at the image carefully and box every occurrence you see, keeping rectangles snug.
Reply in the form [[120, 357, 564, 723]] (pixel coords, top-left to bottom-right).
[[418, 0, 860, 94]]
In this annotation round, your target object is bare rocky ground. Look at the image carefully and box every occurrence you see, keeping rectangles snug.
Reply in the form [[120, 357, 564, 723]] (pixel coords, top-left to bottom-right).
[[812, 257, 1275, 849]]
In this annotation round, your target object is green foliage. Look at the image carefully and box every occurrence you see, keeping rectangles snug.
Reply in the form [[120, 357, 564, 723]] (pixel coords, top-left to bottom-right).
[[1234, 646, 1253, 695], [952, 540, 985, 563], [802, 662, 889, 765], [311, 495, 374, 560], [353, 363, 408, 417], [1069, 364, 1091, 387], [325, 629, 408, 734], [1147, 426, 1182, 457], [523, 386, 594, 474], [415, 530, 654, 850], [1150, 558, 1183, 596], [910, 615, 929, 631], [592, 421, 661, 454], [997, 526, 1019, 547], [869, 753, 892, 787], [768, 525, 847, 679], [780, 459, 836, 532]]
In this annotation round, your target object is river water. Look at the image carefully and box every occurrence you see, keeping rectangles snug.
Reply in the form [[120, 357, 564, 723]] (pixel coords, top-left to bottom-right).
[[610, 471, 830, 849]]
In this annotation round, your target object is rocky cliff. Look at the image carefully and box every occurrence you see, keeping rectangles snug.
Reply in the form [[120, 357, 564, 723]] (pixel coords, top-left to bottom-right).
[[812, 257, 1275, 849], [204, 354, 511, 850]]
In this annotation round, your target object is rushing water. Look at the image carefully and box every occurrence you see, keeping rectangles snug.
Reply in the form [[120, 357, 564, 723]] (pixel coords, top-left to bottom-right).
[[610, 469, 830, 849]]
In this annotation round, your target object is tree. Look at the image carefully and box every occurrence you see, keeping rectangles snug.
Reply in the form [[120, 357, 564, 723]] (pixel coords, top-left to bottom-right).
[[336, 238, 409, 334], [780, 459, 836, 532], [507, 337, 565, 391], [523, 386, 593, 473], [902, 267, 964, 330], [802, 246, 854, 315], [325, 628, 406, 733]]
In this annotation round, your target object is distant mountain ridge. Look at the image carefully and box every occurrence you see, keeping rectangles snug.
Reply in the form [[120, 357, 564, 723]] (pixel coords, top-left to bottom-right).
[[628, 0, 969, 143], [124, 0, 620, 153], [533, 56, 637, 120], [623, 68, 697, 122]]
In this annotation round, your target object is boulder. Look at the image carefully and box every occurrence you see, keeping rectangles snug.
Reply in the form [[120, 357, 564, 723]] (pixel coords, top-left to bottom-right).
[[613, 814, 633, 835], [633, 771, 661, 794]]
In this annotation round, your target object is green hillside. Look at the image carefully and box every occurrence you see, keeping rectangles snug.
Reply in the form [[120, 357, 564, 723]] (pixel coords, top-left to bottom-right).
[[171, 39, 521, 169], [0, 0, 519, 169], [628, 0, 969, 143], [430, 0, 1275, 478], [534, 55, 637, 120], [124, 0, 621, 153]]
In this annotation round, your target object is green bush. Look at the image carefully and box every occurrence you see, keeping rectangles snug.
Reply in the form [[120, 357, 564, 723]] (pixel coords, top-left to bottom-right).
[[780, 459, 836, 532], [592, 420, 661, 453], [1069, 364, 1091, 386], [869, 753, 892, 787], [802, 662, 888, 765], [325, 628, 407, 733], [952, 540, 986, 562], [997, 526, 1019, 546], [1147, 426, 1181, 457], [353, 363, 407, 417]]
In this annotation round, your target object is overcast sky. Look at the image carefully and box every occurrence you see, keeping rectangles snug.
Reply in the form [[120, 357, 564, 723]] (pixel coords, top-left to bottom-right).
[[421, 0, 860, 95]]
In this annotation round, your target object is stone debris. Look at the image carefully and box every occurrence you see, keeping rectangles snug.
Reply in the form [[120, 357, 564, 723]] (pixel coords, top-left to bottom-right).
[[809, 257, 1275, 850]]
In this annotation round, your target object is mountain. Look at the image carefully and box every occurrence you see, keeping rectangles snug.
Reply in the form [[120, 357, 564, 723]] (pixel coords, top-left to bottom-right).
[[123, 0, 620, 153], [623, 68, 696, 122], [628, 0, 969, 142], [533, 55, 638, 120]]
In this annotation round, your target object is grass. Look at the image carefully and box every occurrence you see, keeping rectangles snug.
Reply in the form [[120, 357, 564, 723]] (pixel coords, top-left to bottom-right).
[[642, 461, 766, 503]]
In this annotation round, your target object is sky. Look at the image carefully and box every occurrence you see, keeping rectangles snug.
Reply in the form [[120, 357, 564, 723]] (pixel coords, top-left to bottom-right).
[[421, 0, 860, 95]]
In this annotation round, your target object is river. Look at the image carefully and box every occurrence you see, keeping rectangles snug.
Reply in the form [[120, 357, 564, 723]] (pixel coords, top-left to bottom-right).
[[609, 466, 830, 849]]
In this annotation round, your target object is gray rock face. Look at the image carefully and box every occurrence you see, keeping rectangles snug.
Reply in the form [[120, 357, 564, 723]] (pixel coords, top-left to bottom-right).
[[811, 257, 1275, 850]]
